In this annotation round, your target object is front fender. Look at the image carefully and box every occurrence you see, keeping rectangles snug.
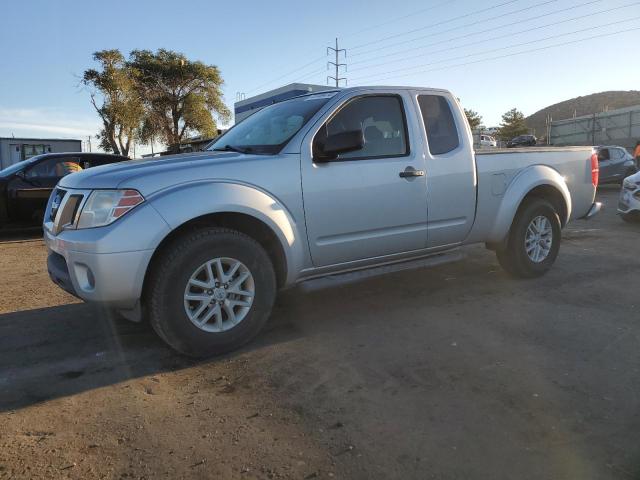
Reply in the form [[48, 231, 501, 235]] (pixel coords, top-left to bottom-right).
[[148, 181, 305, 286], [488, 165, 572, 243]]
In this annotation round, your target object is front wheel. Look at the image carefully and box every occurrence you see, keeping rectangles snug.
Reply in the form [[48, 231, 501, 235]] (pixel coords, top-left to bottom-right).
[[496, 198, 561, 278], [146, 227, 276, 357]]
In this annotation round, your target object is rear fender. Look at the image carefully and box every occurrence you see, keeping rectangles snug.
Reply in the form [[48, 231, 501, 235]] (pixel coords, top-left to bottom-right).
[[488, 165, 572, 243]]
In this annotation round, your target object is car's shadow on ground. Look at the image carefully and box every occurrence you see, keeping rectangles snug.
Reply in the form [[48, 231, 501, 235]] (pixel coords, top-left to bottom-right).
[[0, 296, 310, 412]]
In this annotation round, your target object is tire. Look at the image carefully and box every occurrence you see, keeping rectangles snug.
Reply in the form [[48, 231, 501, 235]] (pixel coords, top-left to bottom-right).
[[146, 227, 276, 357], [496, 198, 561, 278]]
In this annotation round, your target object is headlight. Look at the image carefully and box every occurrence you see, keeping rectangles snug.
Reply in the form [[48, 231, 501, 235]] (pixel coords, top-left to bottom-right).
[[77, 189, 144, 229]]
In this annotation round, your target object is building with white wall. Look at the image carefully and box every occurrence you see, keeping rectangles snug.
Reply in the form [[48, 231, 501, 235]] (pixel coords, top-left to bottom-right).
[[0, 138, 82, 169]]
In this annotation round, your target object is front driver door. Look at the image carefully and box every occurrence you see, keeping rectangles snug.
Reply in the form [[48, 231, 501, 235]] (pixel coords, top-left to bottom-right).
[[300, 93, 429, 267]]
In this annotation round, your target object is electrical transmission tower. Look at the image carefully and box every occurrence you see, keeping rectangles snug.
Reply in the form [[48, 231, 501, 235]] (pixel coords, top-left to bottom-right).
[[327, 38, 347, 87]]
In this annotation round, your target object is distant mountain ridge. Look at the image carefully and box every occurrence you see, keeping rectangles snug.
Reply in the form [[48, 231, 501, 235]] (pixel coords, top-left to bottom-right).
[[525, 91, 640, 138]]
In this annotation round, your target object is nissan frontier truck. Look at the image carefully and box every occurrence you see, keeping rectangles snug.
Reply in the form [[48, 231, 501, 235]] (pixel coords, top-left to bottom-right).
[[43, 86, 601, 356]]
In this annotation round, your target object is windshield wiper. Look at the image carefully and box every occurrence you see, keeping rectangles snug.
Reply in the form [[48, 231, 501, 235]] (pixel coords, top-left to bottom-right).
[[212, 144, 253, 154]]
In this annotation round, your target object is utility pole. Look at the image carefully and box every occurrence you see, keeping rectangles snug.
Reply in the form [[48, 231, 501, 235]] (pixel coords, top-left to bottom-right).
[[87, 135, 92, 152], [327, 38, 347, 87]]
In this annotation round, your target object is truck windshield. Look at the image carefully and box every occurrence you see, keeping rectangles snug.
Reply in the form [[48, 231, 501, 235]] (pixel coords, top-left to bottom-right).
[[208, 92, 337, 155]]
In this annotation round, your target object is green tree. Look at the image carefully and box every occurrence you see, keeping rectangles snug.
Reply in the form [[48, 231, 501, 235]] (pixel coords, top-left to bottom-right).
[[129, 49, 230, 152], [83, 50, 144, 156], [464, 108, 483, 131], [497, 108, 528, 140]]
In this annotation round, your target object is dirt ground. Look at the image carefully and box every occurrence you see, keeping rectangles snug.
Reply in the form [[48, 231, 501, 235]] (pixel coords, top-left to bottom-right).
[[1, 186, 639, 480]]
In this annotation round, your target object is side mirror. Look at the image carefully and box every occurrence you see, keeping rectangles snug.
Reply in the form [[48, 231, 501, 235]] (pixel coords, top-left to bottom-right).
[[315, 130, 365, 162]]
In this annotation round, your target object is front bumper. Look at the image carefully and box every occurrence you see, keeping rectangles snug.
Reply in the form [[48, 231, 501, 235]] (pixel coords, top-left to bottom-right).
[[617, 185, 640, 215], [44, 194, 171, 309], [45, 238, 155, 308]]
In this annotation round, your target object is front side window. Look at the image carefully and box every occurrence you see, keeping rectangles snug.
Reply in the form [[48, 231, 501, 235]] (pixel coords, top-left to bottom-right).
[[314, 95, 408, 160], [208, 93, 336, 155], [25, 157, 83, 179], [417, 95, 460, 155]]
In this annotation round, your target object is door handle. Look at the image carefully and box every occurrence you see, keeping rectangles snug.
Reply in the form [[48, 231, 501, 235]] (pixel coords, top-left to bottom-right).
[[399, 166, 425, 178]]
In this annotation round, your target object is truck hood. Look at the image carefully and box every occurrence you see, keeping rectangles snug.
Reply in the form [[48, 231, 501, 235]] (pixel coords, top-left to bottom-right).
[[59, 151, 275, 195]]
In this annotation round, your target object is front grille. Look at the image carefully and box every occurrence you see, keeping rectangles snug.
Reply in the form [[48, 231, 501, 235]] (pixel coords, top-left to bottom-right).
[[58, 194, 83, 227], [49, 188, 66, 222], [49, 189, 87, 234]]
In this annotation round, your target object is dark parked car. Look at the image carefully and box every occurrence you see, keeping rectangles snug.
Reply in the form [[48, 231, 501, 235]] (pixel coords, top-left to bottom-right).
[[506, 135, 537, 148], [596, 145, 638, 184], [0, 152, 128, 226]]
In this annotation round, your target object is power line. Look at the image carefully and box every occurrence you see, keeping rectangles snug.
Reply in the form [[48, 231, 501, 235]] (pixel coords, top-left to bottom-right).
[[351, 17, 640, 82], [340, 0, 456, 40], [350, 25, 640, 84], [245, 54, 326, 95], [243, 1, 461, 94], [349, 0, 524, 51], [349, 0, 614, 68], [348, 1, 639, 74], [349, 0, 589, 59], [295, 66, 327, 84]]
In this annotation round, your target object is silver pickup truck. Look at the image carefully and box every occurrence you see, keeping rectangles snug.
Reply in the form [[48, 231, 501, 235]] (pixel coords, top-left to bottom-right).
[[44, 87, 601, 356]]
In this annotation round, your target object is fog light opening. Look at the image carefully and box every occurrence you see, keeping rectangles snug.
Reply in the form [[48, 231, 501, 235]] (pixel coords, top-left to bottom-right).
[[74, 263, 96, 292]]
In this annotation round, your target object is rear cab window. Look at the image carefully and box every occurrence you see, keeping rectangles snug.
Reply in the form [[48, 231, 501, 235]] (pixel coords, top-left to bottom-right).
[[417, 95, 460, 155]]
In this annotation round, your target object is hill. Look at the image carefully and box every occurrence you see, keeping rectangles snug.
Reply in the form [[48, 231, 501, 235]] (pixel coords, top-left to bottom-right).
[[525, 91, 640, 138]]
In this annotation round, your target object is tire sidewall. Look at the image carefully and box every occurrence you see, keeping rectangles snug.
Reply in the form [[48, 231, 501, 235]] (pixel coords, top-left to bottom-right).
[[151, 231, 276, 356], [509, 200, 561, 277]]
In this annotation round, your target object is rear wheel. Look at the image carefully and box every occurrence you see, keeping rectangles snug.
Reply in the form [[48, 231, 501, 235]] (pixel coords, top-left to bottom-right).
[[496, 198, 561, 278], [147, 227, 276, 357]]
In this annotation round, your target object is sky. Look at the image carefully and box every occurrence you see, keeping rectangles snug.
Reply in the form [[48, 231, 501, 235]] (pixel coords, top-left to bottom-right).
[[1, 0, 639, 155]]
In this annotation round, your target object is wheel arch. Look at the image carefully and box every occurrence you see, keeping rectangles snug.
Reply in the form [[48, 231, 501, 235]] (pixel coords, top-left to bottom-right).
[[143, 182, 306, 294], [488, 165, 572, 244], [146, 211, 288, 289]]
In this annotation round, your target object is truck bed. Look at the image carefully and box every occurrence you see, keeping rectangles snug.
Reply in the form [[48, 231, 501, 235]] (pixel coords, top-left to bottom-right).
[[465, 145, 596, 244]]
